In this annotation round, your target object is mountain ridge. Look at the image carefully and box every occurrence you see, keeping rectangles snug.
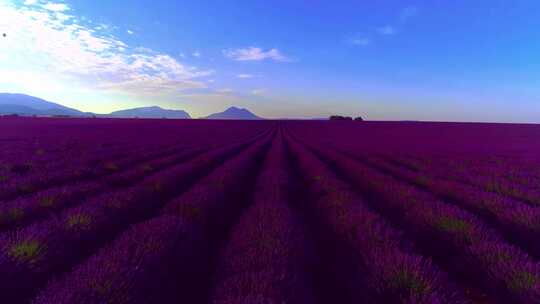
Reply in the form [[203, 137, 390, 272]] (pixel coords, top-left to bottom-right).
[[108, 106, 191, 119], [0, 93, 88, 116], [203, 106, 262, 120], [0, 93, 265, 120]]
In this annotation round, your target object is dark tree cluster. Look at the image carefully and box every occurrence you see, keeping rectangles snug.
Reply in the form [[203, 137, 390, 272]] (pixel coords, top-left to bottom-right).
[[329, 115, 363, 121], [329, 115, 352, 121]]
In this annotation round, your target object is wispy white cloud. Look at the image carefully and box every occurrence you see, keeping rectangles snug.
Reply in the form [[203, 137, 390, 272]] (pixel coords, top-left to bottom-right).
[[376, 25, 396, 35], [126, 30, 134, 35], [0, 1, 213, 96], [98, 54, 212, 94], [133, 47, 157, 54], [42, 2, 69, 12], [237, 74, 254, 79], [23, 0, 38, 5], [348, 7, 416, 46], [251, 88, 267, 96], [223, 47, 290, 62], [192, 51, 201, 57], [400, 6, 419, 22], [348, 37, 371, 46], [216, 88, 233, 94]]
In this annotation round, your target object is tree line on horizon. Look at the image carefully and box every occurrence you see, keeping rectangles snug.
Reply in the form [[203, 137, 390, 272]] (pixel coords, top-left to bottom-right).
[[329, 115, 364, 121]]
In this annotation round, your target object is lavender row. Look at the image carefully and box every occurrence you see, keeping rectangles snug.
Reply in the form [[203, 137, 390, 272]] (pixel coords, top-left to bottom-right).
[[300, 138, 540, 302], [0, 142, 149, 191], [211, 134, 314, 303], [0, 142, 173, 201], [361, 155, 540, 257], [0, 135, 265, 303], [0, 140, 141, 178], [33, 132, 272, 304], [0, 124, 267, 207], [285, 134, 463, 303], [0, 139, 202, 198], [402, 153, 540, 193], [0, 118, 273, 177], [387, 154, 540, 207], [0, 144, 211, 232], [0, 121, 270, 200]]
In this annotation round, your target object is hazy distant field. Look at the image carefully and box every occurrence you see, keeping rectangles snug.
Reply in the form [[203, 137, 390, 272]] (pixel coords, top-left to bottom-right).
[[1, 117, 540, 303]]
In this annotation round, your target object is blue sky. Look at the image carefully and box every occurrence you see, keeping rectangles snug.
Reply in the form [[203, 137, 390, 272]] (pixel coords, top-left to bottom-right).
[[0, 0, 539, 121]]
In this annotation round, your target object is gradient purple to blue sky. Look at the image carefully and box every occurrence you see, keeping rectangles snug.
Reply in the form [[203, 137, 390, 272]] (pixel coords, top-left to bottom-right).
[[0, 0, 539, 121]]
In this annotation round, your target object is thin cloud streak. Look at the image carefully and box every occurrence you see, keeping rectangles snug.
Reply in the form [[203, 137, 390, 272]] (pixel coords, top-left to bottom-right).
[[41, 3, 69, 12], [237, 74, 254, 79], [348, 37, 371, 46], [223, 47, 290, 62], [400, 6, 419, 22], [215, 88, 233, 94], [377, 25, 396, 35], [251, 88, 267, 96]]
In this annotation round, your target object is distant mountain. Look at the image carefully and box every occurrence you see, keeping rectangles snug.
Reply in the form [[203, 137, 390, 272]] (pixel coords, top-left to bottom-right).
[[0, 93, 88, 116], [0, 94, 192, 119], [0, 104, 40, 115], [204, 106, 262, 120], [108, 106, 191, 119], [0, 94, 268, 121]]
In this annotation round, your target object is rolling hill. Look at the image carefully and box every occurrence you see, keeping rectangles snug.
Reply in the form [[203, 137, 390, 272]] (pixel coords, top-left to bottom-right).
[[204, 106, 262, 120], [0, 93, 89, 116], [108, 106, 191, 119], [0, 93, 266, 120]]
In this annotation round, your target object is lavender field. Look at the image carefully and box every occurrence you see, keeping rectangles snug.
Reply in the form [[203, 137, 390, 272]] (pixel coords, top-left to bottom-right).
[[1, 116, 540, 303]]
